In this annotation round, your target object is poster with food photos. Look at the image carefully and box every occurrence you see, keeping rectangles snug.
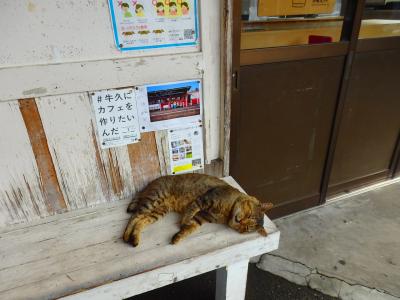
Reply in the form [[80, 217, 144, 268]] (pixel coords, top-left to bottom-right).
[[91, 88, 141, 149], [108, 0, 199, 51], [136, 80, 202, 132], [168, 125, 204, 174]]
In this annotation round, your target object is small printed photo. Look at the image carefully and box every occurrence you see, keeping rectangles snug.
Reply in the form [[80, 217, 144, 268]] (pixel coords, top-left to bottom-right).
[[172, 153, 180, 161], [146, 81, 201, 123], [171, 141, 178, 148], [186, 146, 192, 152], [179, 153, 186, 160], [186, 152, 193, 159], [172, 149, 179, 154], [179, 147, 185, 153], [192, 158, 202, 167]]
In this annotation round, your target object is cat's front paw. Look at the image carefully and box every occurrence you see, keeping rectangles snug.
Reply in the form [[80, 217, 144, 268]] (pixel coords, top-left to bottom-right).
[[131, 234, 140, 247], [170, 233, 182, 245]]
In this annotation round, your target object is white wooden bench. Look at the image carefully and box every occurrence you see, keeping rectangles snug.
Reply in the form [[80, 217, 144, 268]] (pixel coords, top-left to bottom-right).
[[0, 177, 279, 300]]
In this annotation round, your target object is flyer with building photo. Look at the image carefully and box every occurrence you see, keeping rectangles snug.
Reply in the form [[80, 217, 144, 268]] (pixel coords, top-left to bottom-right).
[[108, 0, 198, 51], [168, 125, 204, 174], [91, 88, 141, 149], [136, 80, 202, 132]]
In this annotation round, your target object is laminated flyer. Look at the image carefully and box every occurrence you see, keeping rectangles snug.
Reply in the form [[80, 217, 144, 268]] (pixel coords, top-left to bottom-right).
[[168, 125, 204, 174], [108, 0, 199, 51]]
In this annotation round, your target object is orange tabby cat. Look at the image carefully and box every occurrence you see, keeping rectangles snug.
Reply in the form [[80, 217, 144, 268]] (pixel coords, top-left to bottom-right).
[[123, 174, 273, 247]]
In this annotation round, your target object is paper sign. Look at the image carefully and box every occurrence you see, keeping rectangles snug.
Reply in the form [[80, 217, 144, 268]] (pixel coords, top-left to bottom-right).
[[108, 0, 199, 51], [168, 125, 204, 174], [91, 88, 141, 149], [136, 80, 202, 132]]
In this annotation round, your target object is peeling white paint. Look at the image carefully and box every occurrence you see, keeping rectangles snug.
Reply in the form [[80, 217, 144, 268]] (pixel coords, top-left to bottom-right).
[[0, 102, 48, 226], [37, 93, 134, 210], [0, 0, 224, 226]]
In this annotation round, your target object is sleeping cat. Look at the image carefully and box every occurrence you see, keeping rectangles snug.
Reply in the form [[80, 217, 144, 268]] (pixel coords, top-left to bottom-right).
[[123, 174, 273, 247]]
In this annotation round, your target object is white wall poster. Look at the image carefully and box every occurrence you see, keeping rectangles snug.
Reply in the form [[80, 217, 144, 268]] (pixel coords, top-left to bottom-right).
[[108, 0, 199, 51], [136, 80, 202, 132], [168, 125, 204, 174], [91, 88, 141, 149]]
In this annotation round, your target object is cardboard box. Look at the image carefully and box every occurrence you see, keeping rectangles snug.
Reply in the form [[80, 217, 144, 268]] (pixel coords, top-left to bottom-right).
[[258, 0, 336, 17]]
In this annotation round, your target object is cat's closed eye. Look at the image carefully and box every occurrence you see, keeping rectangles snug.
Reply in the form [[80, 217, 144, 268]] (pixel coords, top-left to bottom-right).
[[235, 214, 249, 224]]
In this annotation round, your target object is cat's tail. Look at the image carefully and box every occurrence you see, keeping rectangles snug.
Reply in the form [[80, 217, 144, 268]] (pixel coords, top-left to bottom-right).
[[127, 196, 140, 213]]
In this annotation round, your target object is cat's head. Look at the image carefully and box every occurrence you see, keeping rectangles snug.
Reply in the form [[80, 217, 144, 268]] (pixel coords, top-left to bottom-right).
[[228, 195, 273, 236]]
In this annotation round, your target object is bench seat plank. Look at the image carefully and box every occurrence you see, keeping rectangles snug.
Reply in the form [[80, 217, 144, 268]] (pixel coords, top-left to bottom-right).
[[0, 177, 279, 300]]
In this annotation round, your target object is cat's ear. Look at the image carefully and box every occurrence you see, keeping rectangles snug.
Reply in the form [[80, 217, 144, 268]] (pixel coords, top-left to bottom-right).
[[261, 202, 274, 212], [257, 228, 268, 237]]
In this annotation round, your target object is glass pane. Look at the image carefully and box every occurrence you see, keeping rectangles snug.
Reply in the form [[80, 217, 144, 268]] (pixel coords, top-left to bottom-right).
[[360, 1, 400, 39], [241, 0, 346, 50]]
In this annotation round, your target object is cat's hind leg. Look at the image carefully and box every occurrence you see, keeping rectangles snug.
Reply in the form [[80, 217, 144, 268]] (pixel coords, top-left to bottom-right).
[[171, 214, 206, 244], [130, 215, 158, 247], [124, 206, 168, 246], [124, 197, 162, 242], [123, 214, 145, 242]]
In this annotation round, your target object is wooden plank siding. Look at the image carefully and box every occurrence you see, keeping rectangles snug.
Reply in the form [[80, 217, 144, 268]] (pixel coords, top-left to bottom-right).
[[0, 1, 224, 228], [127, 132, 161, 191], [0, 95, 223, 228], [18, 98, 67, 213], [0, 102, 49, 225], [36, 93, 135, 210]]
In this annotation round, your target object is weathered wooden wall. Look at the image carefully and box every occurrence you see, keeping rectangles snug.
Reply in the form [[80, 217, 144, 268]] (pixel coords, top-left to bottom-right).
[[0, 94, 222, 226], [0, 0, 224, 227]]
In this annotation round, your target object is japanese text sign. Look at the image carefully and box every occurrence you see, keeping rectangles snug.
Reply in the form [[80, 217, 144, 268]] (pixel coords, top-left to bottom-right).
[[91, 88, 141, 149]]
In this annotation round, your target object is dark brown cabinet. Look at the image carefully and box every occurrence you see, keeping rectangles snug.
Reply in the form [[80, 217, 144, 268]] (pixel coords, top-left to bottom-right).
[[329, 49, 400, 193]]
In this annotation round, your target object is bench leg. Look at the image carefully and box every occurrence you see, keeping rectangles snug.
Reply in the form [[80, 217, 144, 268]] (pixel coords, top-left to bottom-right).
[[215, 259, 249, 300]]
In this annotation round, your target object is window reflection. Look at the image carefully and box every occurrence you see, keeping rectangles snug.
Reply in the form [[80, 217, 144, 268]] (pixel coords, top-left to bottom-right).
[[360, 0, 400, 39], [241, 0, 346, 49]]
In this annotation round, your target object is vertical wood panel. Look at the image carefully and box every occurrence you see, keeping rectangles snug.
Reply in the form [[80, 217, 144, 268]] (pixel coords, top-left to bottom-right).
[[19, 99, 67, 213], [0, 102, 49, 226], [128, 132, 161, 191], [155, 130, 171, 176], [201, 1, 222, 162], [37, 93, 135, 210]]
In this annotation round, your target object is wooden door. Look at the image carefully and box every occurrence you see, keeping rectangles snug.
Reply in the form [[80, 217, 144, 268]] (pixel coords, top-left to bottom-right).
[[328, 5, 400, 194], [229, 0, 363, 218], [233, 58, 344, 218]]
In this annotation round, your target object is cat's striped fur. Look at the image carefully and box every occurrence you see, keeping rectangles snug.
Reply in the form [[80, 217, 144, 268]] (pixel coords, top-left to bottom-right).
[[123, 174, 273, 247]]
